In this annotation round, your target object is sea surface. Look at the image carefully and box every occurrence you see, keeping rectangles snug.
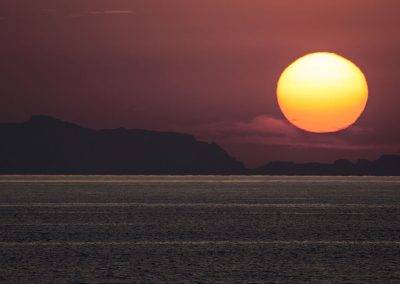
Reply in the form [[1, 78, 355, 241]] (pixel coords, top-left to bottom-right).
[[0, 175, 400, 283]]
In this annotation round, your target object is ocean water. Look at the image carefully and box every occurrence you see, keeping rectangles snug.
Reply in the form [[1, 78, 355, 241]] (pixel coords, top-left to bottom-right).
[[0, 175, 400, 283]]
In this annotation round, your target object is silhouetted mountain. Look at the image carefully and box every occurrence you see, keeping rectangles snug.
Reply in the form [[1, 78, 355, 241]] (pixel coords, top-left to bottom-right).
[[1, 115, 399, 175], [0, 115, 244, 174], [253, 155, 400, 176]]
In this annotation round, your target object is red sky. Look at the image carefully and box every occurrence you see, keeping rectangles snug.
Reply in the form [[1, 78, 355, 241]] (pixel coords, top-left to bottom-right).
[[0, 0, 399, 166]]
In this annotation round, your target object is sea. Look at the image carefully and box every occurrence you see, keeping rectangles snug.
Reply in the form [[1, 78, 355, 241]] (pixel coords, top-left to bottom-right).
[[0, 175, 399, 283]]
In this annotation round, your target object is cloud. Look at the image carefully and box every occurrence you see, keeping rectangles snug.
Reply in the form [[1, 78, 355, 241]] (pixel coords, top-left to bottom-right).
[[88, 11, 103, 15], [104, 10, 136, 15], [67, 13, 83, 19], [234, 115, 297, 136], [87, 10, 136, 16], [40, 9, 57, 15], [12, 8, 137, 19], [169, 115, 400, 167], [178, 115, 297, 140], [65, 10, 135, 19], [175, 115, 398, 152]]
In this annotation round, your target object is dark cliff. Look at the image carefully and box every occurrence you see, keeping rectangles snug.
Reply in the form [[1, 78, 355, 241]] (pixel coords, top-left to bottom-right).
[[0, 115, 244, 174]]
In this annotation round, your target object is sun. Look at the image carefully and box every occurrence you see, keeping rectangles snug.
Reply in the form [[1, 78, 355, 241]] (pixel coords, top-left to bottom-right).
[[277, 52, 368, 133]]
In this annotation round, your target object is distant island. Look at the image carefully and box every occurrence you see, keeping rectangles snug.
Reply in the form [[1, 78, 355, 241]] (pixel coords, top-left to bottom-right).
[[0, 115, 244, 174], [0, 115, 399, 175], [254, 156, 400, 176]]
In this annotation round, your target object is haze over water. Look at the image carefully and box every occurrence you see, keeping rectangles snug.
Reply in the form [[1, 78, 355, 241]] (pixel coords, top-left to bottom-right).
[[1, 175, 400, 282]]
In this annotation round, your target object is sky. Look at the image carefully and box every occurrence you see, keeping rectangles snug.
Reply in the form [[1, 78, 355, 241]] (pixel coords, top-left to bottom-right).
[[0, 0, 399, 167]]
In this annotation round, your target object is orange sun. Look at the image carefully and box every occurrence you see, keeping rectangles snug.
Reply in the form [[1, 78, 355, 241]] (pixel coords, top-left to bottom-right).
[[277, 52, 368, 133]]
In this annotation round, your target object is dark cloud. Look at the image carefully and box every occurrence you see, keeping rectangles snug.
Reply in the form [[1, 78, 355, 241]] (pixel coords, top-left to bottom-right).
[[174, 115, 399, 166]]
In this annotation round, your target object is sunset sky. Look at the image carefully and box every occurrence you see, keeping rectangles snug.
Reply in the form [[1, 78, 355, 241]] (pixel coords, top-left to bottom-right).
[[1, 0, 399, 166]]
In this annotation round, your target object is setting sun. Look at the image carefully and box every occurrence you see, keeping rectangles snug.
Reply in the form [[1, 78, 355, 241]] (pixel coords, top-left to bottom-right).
[[277, 52, 368, 133]]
